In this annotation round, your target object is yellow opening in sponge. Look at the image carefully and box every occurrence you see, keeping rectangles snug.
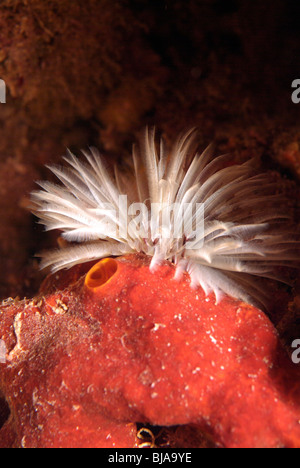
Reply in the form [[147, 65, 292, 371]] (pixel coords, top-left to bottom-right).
[[85, 258, 118, 290]]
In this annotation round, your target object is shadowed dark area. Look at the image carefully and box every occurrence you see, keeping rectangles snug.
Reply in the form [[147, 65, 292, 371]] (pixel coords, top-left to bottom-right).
[[0, 395, 10, 429]]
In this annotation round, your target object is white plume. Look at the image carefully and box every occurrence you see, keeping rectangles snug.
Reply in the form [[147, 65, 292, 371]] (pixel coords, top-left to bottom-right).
[[31, 128, 299, 310]]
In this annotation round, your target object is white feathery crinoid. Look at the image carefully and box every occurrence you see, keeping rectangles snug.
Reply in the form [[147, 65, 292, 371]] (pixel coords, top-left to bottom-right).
[[31, 128, 299, 310]]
